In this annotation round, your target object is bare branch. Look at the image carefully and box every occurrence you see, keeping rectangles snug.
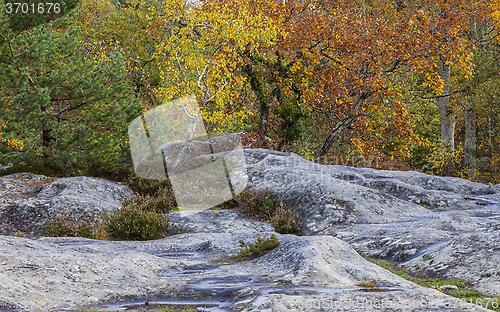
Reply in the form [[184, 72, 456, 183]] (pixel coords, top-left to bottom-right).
[[180, 102, 196, 119], [197, 43, 222, 101], [207, 78, 227, 103], [175, 50, 190, 90], [415, 89, 465, 99], [383, 58, 402, 73], [4, 136, 41, 156]]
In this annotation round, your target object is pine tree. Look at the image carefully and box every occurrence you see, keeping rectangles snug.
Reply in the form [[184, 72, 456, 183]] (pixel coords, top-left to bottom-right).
[[0, 6, 142, 178]]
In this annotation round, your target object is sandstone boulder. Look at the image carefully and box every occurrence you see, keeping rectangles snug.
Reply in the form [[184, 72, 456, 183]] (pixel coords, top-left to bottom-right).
[[1, 145, 499, 309], [0, 173, 134, 236]]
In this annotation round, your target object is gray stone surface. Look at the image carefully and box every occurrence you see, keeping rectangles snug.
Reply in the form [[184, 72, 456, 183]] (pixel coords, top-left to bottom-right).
[[0, 233, 490, 312], [0, 173, 134, 235], [1, 146, 499, 310], [230, 148, 500, 296], [167, 209, 275, 234], [403, 231, 500, 296]]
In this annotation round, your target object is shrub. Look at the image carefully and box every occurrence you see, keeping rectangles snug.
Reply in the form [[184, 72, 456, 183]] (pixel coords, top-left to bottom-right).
[[10, 231, 25, 237], [105, 200, 169, 241], [424, 146, 475, 180], [42, 214, 97, 239], [123, 173, 177, 213], [232, 190, 302, 234], [231, 234, 281, 260], [234, 189, 275, 219], [125, 173, 176, 197], [121, 192, 175, 214], [270, 203, 302, 234], [42, 199, 170, 241]]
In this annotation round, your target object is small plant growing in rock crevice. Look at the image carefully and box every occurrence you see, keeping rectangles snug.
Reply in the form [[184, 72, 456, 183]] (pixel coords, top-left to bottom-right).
[[270, 203, 302, 234], [42, 213, 97, 239], [10, 231, 25, 237], [224, 190, 302, 235], [232, 189, 276, 219], [356, 281, 376, 288], [105, 200, 169, 241], [230, 234, 281, 261], [422, 254, 433, 261]]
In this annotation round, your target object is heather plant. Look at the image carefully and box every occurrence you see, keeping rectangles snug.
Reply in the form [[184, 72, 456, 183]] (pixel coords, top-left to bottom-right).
[[270, 203, 302, 235], [233, 189, 275, 219], [42, 195, 171, 241], [123, 173, 177, 212], [42, 214, 97, 239], [231, 190, 302, 235], [231, 234, 281, 260], [105, 200, 169, 241]]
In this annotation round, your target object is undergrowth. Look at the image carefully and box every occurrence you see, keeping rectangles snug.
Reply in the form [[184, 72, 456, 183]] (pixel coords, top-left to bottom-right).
[[42, 196, 170, 241], [230, 234, 281, 261], [366, 257, 500, 312], [220, 190, 302, 235]]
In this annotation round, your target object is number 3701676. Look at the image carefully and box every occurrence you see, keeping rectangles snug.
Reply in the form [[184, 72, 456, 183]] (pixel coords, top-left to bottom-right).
[[5, 2, 60, 14]]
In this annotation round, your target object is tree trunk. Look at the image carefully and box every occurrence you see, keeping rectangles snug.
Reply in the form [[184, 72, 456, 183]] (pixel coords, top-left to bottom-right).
[[464, 96, 476, 178], [315, 116, 356, 164], [315, 90, 372, 164], [437, 58, 455, 152], [242, 57, 277, 144], [488, 114, 493, 156]]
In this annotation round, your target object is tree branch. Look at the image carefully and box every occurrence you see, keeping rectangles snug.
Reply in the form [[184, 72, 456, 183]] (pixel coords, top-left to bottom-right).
[[4, 136, 41, 155], [415, 89, 466, 99]]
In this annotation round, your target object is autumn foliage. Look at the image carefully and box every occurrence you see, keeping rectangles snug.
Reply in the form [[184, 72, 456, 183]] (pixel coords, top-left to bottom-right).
[[1, 0, 499, 181]]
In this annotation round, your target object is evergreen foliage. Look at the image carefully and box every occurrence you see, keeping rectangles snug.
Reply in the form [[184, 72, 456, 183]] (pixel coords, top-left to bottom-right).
[[0, 8, 141, 179]]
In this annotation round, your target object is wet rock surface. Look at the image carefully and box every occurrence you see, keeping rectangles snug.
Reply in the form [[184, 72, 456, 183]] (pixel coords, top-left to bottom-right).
[[0, 234, 490, 312], [1, 147, 499, 310], [167, 209, 275, 234], [0, 173, 134, 236]]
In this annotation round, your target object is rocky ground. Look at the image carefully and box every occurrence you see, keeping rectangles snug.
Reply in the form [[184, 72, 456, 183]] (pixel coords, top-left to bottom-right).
[[0, 232, 492, 312], [0, 147, 499, 311], [236, 148, 500, 297]]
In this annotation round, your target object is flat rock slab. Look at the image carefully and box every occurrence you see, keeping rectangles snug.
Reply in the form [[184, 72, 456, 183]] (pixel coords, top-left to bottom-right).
[[0, 173, 134, 236], [0, 234, 490, 312], [167, 209, 275, 234], [403, 231, 500, 296]]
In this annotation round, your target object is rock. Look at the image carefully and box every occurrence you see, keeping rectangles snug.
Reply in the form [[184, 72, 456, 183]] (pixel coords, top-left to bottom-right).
[[167, 209, 275, 234], [0, 233, 491, 312], [227, 148, 500, 295], [153, 133, 248, 210], [135, 145, 500, 296], [1, 146, 499, 309], [0, 173, 134, 236], [437, 285, 459, 292], [403, 231, 500, 296]]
